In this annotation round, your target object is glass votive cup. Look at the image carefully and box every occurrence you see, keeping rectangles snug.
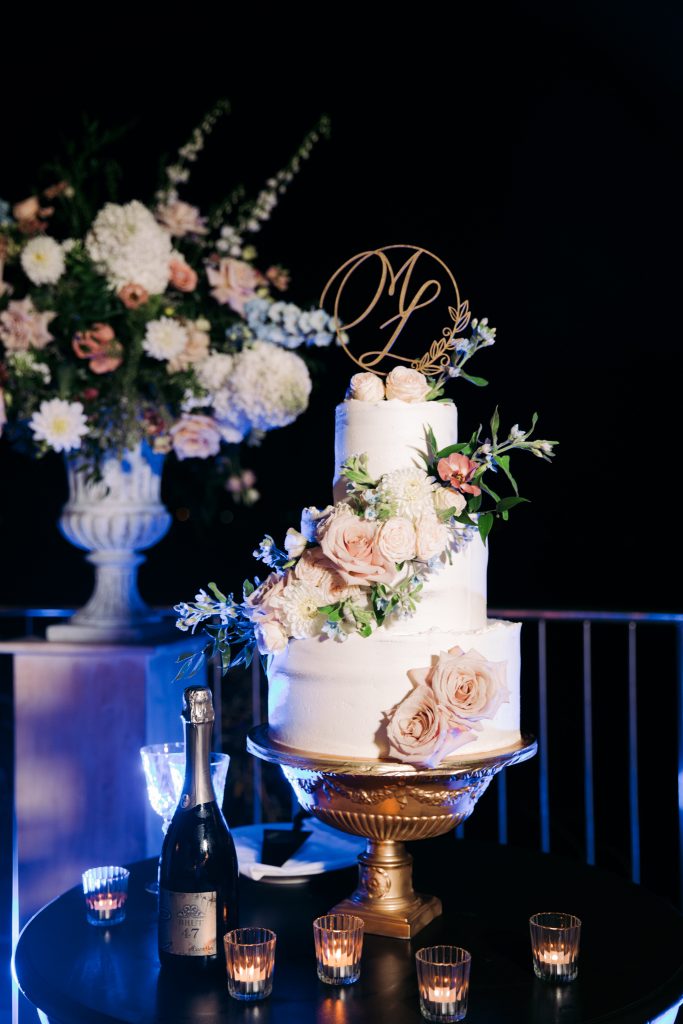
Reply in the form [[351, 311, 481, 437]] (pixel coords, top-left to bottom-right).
[[313, 914, 364, 986], [529, 912, 581, 983], [415, 946, 472, 1023], [82, 866, 129, 927], [224, 927, 276, 1002]]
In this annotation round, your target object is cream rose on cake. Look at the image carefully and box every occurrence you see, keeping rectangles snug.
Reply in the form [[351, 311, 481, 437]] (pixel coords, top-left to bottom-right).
[[348, 371, 385, 402], [294, 546, 361, 604], [415, 513, 450, 561], [385, 366, 430, 403], [386, 684, 475, 768], [318, 504, 395, 586], [376, 516, 417, 564], [410, 645, 510, 729]]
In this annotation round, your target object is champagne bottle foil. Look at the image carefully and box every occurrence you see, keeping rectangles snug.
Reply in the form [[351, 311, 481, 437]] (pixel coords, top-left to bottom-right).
[[183, 686, 215, 724]]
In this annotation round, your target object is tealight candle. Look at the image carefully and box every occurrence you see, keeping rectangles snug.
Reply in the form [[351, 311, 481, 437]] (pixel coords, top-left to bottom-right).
[[529, 912, 581, 983], [313, 914, 364, 986], [415, 947, 471, 1022], [225, 928, 276, 1002], [82, 867, 129, 927]]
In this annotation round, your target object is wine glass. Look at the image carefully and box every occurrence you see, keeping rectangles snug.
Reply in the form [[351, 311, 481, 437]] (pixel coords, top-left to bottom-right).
[[140, 742, 231, 894]]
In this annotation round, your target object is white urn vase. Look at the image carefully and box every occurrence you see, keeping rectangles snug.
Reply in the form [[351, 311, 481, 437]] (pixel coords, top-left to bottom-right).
[[47, 444, 174, 643]]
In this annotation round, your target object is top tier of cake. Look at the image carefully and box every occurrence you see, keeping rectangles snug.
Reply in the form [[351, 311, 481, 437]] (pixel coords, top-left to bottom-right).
[[333, 398, 459, 502], [331, 397, 488, 634]]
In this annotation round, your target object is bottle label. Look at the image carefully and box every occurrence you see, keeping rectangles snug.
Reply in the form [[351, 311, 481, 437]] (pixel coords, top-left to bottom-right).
[[159, 889, 217, 956]]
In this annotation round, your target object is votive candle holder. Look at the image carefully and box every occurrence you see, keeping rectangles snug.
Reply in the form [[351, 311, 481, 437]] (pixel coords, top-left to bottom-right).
[[415, 946, 472, 1022], [82, 866, 129, 927], [313, 914, 364, 986], [224, 927, 276, 1002], [529, 912, 581, 983]]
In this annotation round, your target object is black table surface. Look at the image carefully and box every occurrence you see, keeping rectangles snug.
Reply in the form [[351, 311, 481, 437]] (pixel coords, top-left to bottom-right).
[[14, 836, 683, 1024]]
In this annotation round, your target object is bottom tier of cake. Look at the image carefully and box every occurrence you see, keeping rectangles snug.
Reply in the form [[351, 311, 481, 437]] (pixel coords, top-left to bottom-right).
[[267, 618, 521, 762]]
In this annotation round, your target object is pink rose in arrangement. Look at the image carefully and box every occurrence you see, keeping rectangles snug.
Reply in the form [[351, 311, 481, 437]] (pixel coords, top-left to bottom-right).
[[318, 506, 395, 587], [376, 517, 417, 564], [410, 645, 509, 729], [244, 571, 288, 625], [265, 265, 290, 292], [294, 547, 360, 604], [386, 684, 474, 768], [206, 258, 263, 315], [437, 453, 481, 496], [169, 258, 198, 293], [118, 283, 150, 309], [12, 195, 54, 234], [72, 323, 123, 374], [155, 200, 208, 237], [385, 366, 430, 403], [254, 619, 288, 656], [0, 298, 56, 351], [166, 326, 210, 373], [170, 414, 222, 460], [414, 514, 450, 561]]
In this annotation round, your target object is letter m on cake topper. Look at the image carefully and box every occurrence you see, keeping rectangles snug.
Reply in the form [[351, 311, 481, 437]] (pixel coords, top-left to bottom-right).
[[320, 245, 471, 377]]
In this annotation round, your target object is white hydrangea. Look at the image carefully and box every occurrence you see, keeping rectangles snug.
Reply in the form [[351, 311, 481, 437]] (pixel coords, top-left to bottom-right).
[[196, 352, 234, 391], [20, 236, 65, 285], [212, 340, 311, 437], [85, 200, 173, 294], [379, 467, 437, 520], [143, 317, 188, 361], [29, 399, 88, 452]]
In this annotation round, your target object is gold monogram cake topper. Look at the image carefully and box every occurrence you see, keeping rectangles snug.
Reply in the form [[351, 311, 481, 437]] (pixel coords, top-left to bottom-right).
[[320, 245, 471, 377]]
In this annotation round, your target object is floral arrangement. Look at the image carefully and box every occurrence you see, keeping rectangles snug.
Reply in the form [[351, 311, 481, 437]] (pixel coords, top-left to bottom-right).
[[0, 100, 336, 501], [175, 364, 557, 677]]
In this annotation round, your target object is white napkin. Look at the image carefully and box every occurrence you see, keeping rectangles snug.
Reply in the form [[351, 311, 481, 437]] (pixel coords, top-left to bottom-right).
[[233, 819, 365, 881]]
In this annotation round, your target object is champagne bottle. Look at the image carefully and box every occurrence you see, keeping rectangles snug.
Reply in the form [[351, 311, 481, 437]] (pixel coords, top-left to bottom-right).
[[158, 685, 238, 973]]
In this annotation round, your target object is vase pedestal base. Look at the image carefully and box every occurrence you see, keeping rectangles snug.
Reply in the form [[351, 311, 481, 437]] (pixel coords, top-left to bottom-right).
[[47, 620, 177, 644]]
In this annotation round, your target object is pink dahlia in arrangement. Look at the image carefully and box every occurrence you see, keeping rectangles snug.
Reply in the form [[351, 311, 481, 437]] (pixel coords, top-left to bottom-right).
[[72, 323, 123, 375], [437, 452, 481, 496]]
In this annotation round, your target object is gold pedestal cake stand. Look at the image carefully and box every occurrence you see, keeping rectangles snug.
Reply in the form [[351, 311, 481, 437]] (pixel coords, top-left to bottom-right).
[[247, 725, 537, 939]]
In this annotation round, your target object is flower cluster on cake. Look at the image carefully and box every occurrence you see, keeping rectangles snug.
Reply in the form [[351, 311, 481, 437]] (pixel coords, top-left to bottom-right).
[[177, 277, 556, 768], [0, 100, 336, 503]]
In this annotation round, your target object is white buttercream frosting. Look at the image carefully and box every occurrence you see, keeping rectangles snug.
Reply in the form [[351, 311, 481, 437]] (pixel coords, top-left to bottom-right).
[[333, 398, 458, 502], [268, 619, 521, 759]]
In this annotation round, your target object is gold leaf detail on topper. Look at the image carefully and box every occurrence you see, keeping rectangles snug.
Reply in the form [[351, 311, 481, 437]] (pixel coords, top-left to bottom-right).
[[320, 245, 471, 377]]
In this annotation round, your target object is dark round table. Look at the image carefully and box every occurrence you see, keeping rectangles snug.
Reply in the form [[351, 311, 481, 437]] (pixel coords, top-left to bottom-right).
[[14, 837, 683, 1023]]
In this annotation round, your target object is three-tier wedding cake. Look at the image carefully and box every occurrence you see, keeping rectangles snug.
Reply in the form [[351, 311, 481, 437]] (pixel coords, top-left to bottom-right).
[[267, 384, 521, 764]]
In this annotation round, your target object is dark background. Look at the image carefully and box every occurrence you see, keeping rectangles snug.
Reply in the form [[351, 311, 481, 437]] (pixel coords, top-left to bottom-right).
[[0, 3, 680, 614]]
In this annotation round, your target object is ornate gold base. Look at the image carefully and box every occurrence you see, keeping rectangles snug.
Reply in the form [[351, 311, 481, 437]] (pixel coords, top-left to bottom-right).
[[247, 727, 537, 939], [330, 840, 442, 938]]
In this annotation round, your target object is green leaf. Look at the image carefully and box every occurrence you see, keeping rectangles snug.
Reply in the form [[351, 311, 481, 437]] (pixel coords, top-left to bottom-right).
[[495, 454, 519, 495], [358, 624, 372, 638], [208, 581, 227, 602], [243, 579, 255, 597], [435, 442, 470, 458], [468, 493, 482, 513], [478, 513, 494, 544], [479, 480, 501, 502], [496, 496, 530, 512], [490, 406, 500, 441], [425, 424, 439, 459], [177, 650, 196, 662], [460, 372, 489, 387], [220, 645, 232, 676], [454, 511, 477, 527]]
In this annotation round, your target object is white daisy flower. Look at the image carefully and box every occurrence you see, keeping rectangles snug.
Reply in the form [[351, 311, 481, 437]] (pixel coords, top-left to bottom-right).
[[142, 317, 188, 362], [277, 580, 326, 639], [29, 399, 88, 452], [20, 237, 65, 286], [378, 467, 437, 520]]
